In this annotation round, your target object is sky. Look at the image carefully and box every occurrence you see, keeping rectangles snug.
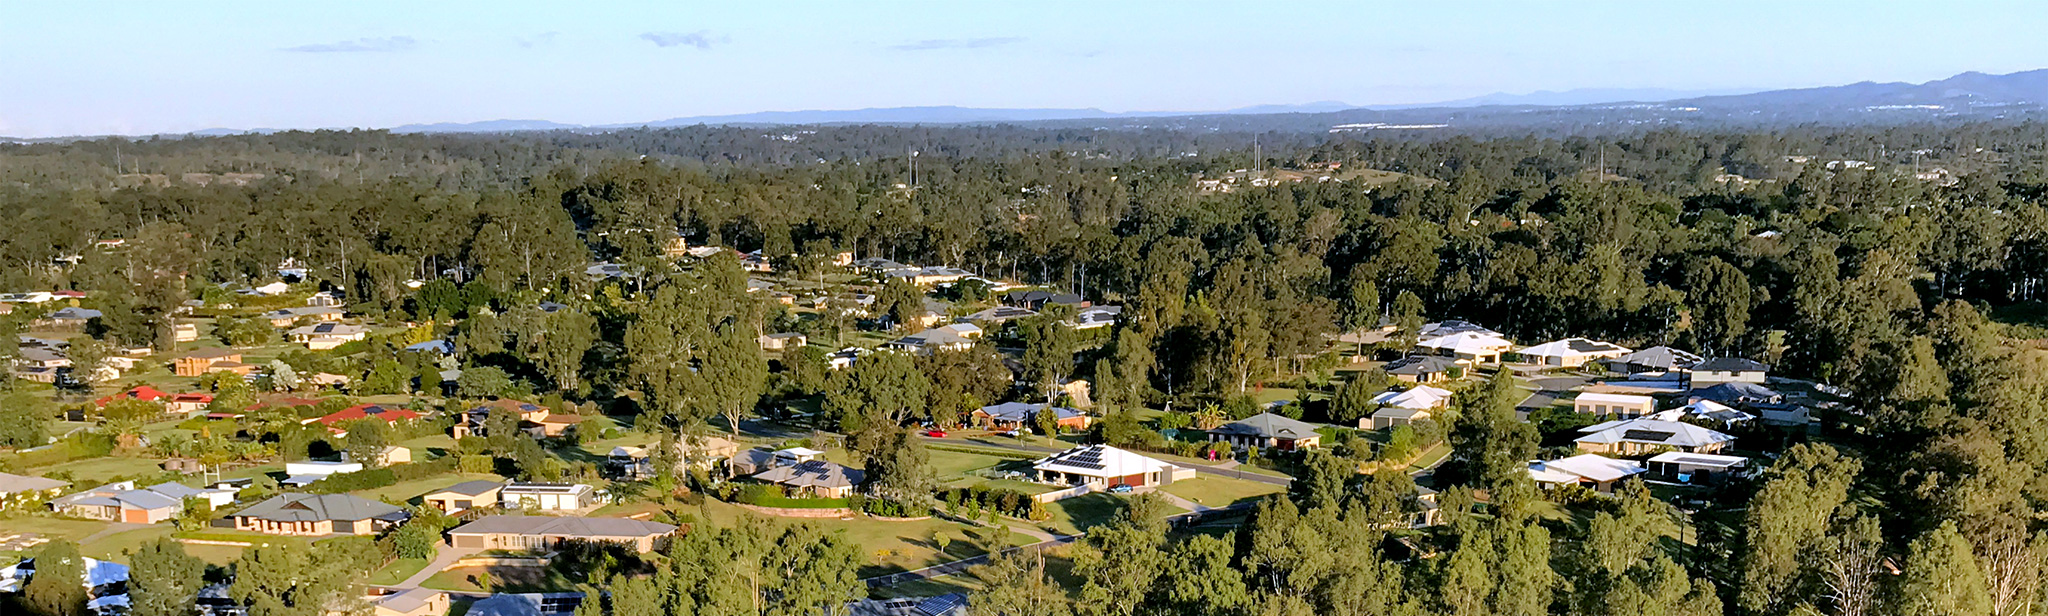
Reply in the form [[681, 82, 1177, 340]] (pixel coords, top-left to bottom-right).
[[2, 0, 2046, 138]]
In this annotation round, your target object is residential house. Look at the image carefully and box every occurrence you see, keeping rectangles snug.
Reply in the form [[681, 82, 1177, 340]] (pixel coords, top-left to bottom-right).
[[0, 473, 69, 511], [891, 266, 974, 286], [447, 515, 677, 553], [500, 482, 598, 511], [144, 481, 238, 509], [749, 460, 866, 498], [1417, 319, 1501, 338], [757, 332, 807, 351], [263, 306, 346, 327], [606, 447, 653, 480], [18, 347, 71, 370], [164, 393, 215, 416], [405, 339, 455, 355], [1690, 382, 1784, 406], [1209, 413, 1323, 450], [172, 322, 199, 342], [172, 348, 243, 377], [306, 291, 343, 307], [533, 413, 585, 438], [884, 323, 982, 354], [1364, 385, 1452, 430], [288, 322, 368, 350], [0, 292, 55, 304], [1649, 400, 1755, 425], [1645, 452, 1752, 484], [250, 282, 291, 296], [1575, 418, 1735, 455], [0, 556, 129, 614], [372, 588, 449, 616], [50, 481, 183, 523], [1527, 454, 1647, 493], [1604, 346, 1703, 374], [972, 402, 1091, 432], [231, 493, 407, 535], [1413, 331, 1514, 364], [456, 398, 551, 438], [1514, 338, 1632, 367], [1032, 444, 1181, 489], [423, 480, 505, 514], [280, 461, 364, 487], [1689, 357, 1768, 388], [728, 446, 823, 477], [825, 347, 865, 370], [585, 262, 632, 280], [1573, 393, 1656, 419], [1070, 305, 1122, 330], [42, 307, 102, 328], [465, 592, 586, 616], [313, 404, 422, 433], [963, 305, 1037, 325], [1003, 290, 1086, 310]]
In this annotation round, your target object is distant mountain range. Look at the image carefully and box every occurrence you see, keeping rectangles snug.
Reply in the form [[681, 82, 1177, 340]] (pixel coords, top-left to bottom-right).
[[11, 69, 2048, 141]]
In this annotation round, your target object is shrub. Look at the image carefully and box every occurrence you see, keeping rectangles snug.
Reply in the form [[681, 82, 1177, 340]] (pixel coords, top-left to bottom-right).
[[308, 468, 398, 493]]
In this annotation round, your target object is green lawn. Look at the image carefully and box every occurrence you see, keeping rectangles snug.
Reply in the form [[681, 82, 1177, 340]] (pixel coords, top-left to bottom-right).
[[369, 556, 433, 585], [425, 564, 578, 593], [0, 516, 111, 546], [351, 472, 507, 506], [959, 478, 1058, 495], [1157, 476, 1286, 509], [1038, 493, 1185, 536], [28, 456, 168, 485]]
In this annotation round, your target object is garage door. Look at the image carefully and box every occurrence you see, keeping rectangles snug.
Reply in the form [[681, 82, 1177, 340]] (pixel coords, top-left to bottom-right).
[[453, 534, 485, 549]]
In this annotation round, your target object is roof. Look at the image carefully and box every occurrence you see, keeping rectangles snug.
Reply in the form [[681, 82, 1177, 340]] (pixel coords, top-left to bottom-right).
[[1211, 412, 1323, 441], [1370, 406, 1429, 420], [1609, 346, 1703, 370], [1416, 331, 1514, 354], [891, 323, 981, 348], [965, 306, 1038, 322], [48, 307, 102, 320], [96, 385, 172, 406], [915, 593, 969, 616], [1694, 357, 1769, 372], [537, 413, 586, 425], [452, 513, 675, 536], [1645, 451, 1750, 468], [976, 402, 1084, 423], [1691, 382, 1783, 403], [288, 321, 366, 337], [0, 472, 68, 494], [1370, 385, 1453, 410], [405, 339, 455, 354], [1518, 337, 1630, 357], [318, 404, 422, 425], [432, 480, 506, 497], [1529, 454, 1646, 483], [1004, 289, 1083, 305], [1576, 418, 1735, 449], [1418, 320, 1499, 338], [1574, 392, 1655, 406], [179, 347, 242, 360], [1651, 400, 1756, 424], [235, 493, 405, 522], [501, 482, 592, 495], [1033, 444, 1173, 478], [750, 460, 866, 489]]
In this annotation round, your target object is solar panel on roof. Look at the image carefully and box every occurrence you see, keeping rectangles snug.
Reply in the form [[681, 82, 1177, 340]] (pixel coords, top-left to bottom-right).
[[1622, 430, 1677, 442]]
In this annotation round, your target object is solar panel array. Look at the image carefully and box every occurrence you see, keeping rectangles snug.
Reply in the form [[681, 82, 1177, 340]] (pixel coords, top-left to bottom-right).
[[1622, 430, 1677, 442], [1059, 447, 1105, 470]]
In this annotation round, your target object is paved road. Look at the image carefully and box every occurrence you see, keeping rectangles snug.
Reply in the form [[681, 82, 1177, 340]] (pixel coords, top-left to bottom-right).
[[368, 545, 482, 590]]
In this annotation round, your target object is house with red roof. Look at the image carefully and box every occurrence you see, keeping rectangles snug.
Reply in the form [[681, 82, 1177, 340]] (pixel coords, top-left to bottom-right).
[[313, 404, 423, 430], [96, 385, 172, 407]]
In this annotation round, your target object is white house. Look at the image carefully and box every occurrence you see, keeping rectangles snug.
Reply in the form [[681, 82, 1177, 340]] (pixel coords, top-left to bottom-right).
[[1527, 454, 1647, 493], [1414, 332, 1514, 364], [1363, 385, 1452, 430], [1573, 393, 1656, 419], [288, 322, 368, 350], [1032, 445, 1184, 489], [499, 482, 598, 511], [280, 461, 363, 487], [1575, 418, 1735, 455], [1515, 338, 1632, 367], [1689, 357, 1769, 387], [1645, 451, 1752, 484]]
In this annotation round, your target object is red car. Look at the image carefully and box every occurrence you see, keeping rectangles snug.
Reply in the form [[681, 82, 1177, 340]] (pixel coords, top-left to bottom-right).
[[924, 429, 948, 438]]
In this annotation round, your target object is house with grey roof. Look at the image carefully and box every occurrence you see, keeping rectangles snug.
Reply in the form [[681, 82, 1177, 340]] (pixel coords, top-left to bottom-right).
[[448, 515, 677, 553], [0, 473, 68, 512], [231, 493, 406, 535], [50, 481, 183, 524], [749, 460, 867, 498], [1209, 412, 1324, 451], [1605, 346, 1704, 374]]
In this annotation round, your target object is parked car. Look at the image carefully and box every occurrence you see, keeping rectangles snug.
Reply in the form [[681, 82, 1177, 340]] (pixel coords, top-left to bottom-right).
[[1108, 484, 1134, 494], [995, 429, 1022, 438], [924, 429, 948, 438]]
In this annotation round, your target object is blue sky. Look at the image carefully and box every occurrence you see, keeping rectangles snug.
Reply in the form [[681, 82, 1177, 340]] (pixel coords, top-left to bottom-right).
[[2, 1, 2044, 137]]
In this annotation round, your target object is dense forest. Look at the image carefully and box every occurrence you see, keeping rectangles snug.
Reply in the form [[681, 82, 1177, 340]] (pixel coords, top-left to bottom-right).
[[4, 120, 2048, 616]]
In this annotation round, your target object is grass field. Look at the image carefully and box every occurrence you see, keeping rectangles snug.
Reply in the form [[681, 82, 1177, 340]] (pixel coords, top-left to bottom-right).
[[351, 472, 507, 506], [369, 556, 433, 585], [1156, 476, 1285, 509], [30, 456, 168, 485], [1037, 493, 1184, 536]]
